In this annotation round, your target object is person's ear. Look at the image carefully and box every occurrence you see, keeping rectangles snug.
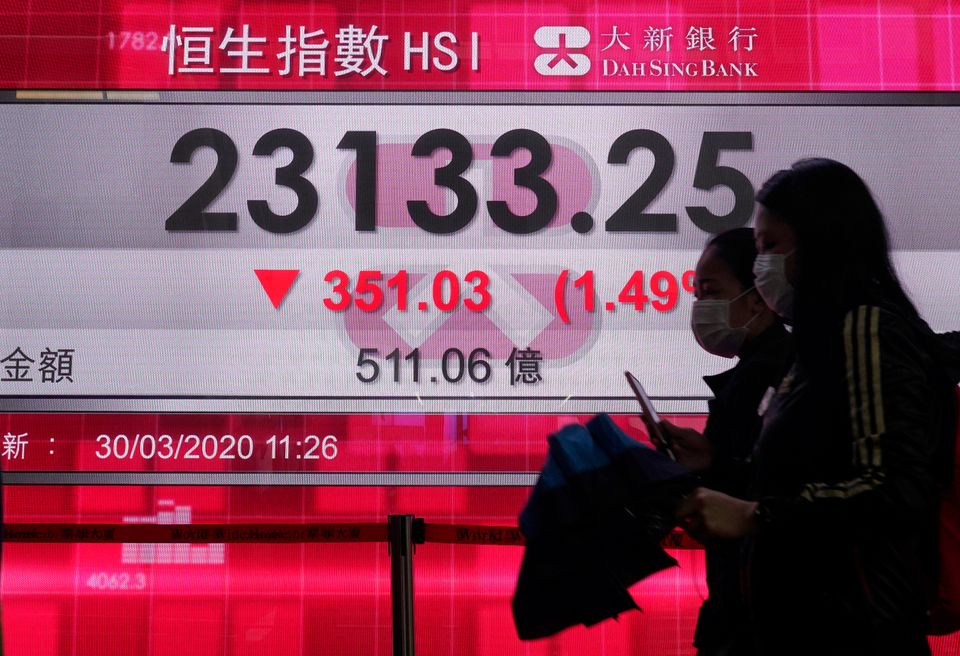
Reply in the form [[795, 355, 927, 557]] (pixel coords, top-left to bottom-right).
[[745, 287, 768, 315]]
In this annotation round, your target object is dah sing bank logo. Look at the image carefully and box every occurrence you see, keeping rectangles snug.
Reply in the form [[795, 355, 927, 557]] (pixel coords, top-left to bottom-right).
[[533, 26, 591, 76], [534, 24, 760, 79]]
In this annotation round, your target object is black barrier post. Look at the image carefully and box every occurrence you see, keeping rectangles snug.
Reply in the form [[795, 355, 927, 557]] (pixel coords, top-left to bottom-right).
[[388, 514, 416, 656]]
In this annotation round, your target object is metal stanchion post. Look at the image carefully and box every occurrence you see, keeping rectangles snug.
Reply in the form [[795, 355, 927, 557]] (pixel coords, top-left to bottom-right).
[[388, 514, 416, 656]]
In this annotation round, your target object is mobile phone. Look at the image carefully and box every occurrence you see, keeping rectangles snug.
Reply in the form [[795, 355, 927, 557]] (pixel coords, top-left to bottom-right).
[[624, 371, 676, 461]]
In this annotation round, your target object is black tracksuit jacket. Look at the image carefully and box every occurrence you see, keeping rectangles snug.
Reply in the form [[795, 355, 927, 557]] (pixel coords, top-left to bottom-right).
[[745, 308, 960, 656]]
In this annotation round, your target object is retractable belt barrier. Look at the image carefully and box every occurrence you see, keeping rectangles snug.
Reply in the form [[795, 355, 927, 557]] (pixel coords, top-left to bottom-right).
[[0, 522, 388, 543]]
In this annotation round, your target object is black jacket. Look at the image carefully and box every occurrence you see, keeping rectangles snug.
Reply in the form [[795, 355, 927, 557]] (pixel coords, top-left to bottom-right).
[[747, 307, 959, 656], [693, 323, 792, 655], [941, 331, 960, 382]]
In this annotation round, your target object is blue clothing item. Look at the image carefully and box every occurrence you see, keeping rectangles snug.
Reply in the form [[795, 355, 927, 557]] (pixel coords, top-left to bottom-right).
[[513, 414, 694, 640]]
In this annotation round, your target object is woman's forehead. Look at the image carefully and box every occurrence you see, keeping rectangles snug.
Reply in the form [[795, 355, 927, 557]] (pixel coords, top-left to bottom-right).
[[696, 247, 737, 283]]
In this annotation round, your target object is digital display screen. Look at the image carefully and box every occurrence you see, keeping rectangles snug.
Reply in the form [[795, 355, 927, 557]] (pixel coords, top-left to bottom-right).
[[2, 1, 959, 654]]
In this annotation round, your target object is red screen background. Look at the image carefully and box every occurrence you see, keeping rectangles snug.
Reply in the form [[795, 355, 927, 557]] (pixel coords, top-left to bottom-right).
[[3, 0, 959, 653]]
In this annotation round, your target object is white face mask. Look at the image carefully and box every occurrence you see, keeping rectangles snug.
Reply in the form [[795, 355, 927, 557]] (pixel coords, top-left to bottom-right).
[[691, 287, 761, 359], [753, 251, 795, 320]]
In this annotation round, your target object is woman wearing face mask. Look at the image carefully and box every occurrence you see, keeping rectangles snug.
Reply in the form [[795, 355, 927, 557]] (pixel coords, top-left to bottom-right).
[[642, 227, 790, 656], [677, 159, 960, 655]]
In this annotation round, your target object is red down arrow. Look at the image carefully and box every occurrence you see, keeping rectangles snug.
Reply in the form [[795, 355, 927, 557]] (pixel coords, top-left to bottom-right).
[[254, 269, 300, 309]]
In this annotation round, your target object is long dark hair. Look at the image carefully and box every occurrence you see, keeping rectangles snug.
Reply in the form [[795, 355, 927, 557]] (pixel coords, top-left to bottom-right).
[[755, 158, 923, 373]]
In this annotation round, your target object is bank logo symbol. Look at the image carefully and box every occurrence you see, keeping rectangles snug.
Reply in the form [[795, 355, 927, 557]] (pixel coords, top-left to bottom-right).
[[534, 26, 591, 76]]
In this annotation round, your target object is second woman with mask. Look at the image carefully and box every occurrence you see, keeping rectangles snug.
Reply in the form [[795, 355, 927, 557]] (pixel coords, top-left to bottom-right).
[[643, 227, 791, 656]]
